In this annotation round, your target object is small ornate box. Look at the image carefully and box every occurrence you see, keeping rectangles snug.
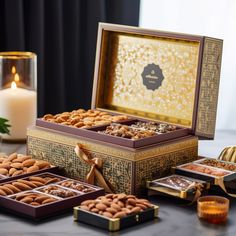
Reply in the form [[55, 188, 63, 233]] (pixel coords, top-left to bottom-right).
[[27, 23, 223, 195]]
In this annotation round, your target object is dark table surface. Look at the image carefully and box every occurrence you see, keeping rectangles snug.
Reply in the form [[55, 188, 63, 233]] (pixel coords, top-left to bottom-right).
[[0, 130, 236, 236]]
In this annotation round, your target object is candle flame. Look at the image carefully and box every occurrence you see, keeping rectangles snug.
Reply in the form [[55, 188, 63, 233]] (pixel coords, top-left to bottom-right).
[[12, 66, 16, 74], [11, 81, 17, 89], [14, 73, 20, 82]]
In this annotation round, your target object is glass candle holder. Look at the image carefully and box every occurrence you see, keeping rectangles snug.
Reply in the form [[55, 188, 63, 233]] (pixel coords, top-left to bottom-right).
[[197, 196, 229, 224], [0, 52, 37, 142]]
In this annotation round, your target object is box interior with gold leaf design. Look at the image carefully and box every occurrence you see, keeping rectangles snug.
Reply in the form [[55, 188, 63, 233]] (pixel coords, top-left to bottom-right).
[[27, 23, 223, 195]]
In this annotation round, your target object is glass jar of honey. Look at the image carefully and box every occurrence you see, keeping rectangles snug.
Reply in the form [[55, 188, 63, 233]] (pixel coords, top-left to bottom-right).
[[197, 196, 229, 224]]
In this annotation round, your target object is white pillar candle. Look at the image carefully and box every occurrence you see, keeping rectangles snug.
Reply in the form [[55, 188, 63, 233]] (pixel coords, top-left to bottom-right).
[[0, 81, 36, 140]]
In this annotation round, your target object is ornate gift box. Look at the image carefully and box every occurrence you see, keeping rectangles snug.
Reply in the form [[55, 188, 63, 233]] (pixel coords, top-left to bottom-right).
[[27, 23, 223, 194], [27, 127, 197, 195]]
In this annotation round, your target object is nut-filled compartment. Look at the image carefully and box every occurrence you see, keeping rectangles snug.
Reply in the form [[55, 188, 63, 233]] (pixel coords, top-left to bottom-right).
[[0, 172, 65, 196], [174, 162, 236, 184], [0, 153, 58, 184], [10, 190, 61, 206], [147, 174, 210, 201], [36, 108, 133, 135], [194, 158, 236, 172], [37, 185, 79, 198], [86, 120, 189, 148], [74, 193, 159, 231], [0, 172, 104, 219], [58, 180, 98, 193]]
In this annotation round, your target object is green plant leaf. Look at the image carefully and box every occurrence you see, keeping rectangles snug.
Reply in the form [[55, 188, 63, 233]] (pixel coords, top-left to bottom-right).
[[0, 117, 11, 135]]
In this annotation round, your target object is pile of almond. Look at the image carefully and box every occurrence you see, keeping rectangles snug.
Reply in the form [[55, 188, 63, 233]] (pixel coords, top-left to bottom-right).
[[0, 153, 51, 177], [42, 109, 128, 129], [13, 192, 58, 206], [0, 175, 61, 196], [80, 193, 153, 219]]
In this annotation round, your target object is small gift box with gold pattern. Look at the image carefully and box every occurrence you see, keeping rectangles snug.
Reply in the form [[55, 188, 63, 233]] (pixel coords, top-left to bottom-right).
[[27, 23, 223, 195], [147, 174, 210, 201]]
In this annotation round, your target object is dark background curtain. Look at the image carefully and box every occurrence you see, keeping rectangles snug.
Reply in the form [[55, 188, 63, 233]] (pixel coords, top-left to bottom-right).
[[0, 0, 140, 116]]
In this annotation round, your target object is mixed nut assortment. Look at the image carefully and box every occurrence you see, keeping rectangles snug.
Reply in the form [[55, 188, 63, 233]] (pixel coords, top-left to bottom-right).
[[181, 164, 230, 177], [13, 192, 58, 206], [0, 153, 51, 177], [0, 171, 104, 219], [99, 123, 156, 140], [80, 193, 153, 219], [42, 109, 128, 129], [199, 159, 236, 172], [0, 175, 61, 196], [60, 180, 94, 193], [39, 185, 77, 198], [131, 122, 177, 134], [98, 122, 178, 140], [155, 175, 200, 191]]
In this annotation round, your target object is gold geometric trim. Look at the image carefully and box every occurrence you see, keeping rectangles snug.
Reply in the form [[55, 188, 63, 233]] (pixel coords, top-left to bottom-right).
[[27, 126, 198, 161], [196, 37, 223, 138]]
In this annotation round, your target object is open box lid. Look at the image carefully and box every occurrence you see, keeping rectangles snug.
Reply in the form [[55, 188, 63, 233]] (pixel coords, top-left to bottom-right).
[[92, 23, 223, 139]]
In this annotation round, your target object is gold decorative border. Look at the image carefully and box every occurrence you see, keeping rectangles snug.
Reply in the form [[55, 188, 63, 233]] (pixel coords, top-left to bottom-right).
[[196, 37, 223, 138], [27, 127, 198, 161]]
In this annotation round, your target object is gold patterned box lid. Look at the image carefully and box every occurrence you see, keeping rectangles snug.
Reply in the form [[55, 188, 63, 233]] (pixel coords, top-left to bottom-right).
[[92, 23, 223, 139]]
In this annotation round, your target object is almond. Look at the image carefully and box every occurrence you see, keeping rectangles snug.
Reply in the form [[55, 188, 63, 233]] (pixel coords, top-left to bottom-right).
[[30, 202, 40, 206], [105, 193, 114, 198], [96, 203, 107, 211], [122, 208, 131, 214], [111, 203, 121, 211], [101, 199, 111, 206], [142, 202, 153, 208], [126, 205, 134, 209], [117, 200, 125, 208], [130, 206, 141, 214], [9, 168, 17, 176], [22, 159, 36, 167], [28, 176, 47, 184], [45, 178, 59, 185], [35, 196, 50, 203], [0, 168, 8, 175], [106, 207, 117, 214], [81, 200, 95, 206], [12, 170, 23, 177], [18, 155, 32, 162], [26, 165, 39, 173], [17, 179, 38, 188], [117, 193, 127, 200], [127, 198, 137, 206], [12, 158, 24, 163], [80, 205, 89, 211], [3, 184, 21, 193], [91, 208, 99, 213], [88, 203, 95, 209], [0, 157, 6, 163], [7, 153, 17, 161], [20, 197, 33, 203], [35, 160, 50, 169], [0, 163, 11, 170], [0, 189, 7, 196], [10, 163, 23, 169], [16, 193, 30, 200], [42, 198, 57, 204], [29, 181, 44, 187], [126, 195, 136, 199], [103, 212, 113, 218], [136, 199, 149, 204], [136, 203, 147, 210], [12, 182, 32, 191], [113, 211, 126, 218], [0, 186, 14, 195]]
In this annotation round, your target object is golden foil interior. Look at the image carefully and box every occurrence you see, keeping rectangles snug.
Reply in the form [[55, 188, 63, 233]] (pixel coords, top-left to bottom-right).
[[96, 31, 201, 127]]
